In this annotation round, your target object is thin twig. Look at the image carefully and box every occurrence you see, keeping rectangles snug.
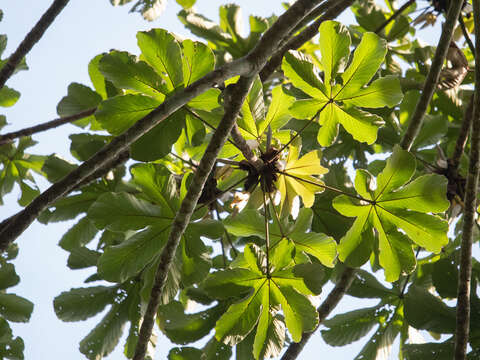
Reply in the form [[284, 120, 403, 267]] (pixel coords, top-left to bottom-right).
[[0, 0, 323, 251], [280, 267, 356, 360], [169, 152, 198, 168], [401, 0, 465, 150], [458, 15, 475, 57], [259, 0, 354, 82], [454, 2, 480, 358], [0, 0, 71, 89], [375, 0, 416, 34], [262, 183, 271, 277], [450, 94, 474, 172], [0, 108, 96, 146]]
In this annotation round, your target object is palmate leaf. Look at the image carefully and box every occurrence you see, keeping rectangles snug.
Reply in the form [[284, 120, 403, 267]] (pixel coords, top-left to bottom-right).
[[284, 20, 403, 147], [333, 146, 449, 281], [224, 207, 336, 267], [93, 164, 219, 288], [204, 243, 320, 359], [92, 28, 217, 161], [0, 137, 45, 206]]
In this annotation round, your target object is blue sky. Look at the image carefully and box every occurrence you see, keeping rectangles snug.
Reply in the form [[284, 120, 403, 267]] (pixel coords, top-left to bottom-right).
[[1, 1, 442, 359]]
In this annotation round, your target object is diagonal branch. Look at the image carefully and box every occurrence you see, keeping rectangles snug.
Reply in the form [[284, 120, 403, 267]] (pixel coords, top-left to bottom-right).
[[400, 0, 465, 150], [280, 267, 356, 360], [0, 0, 323, 251], [259, 0, 354, 82], [454, 2, 480, 359], [0, 0, 71, 89], [0, 108, 96, 145], [375, 0, 416, 34]]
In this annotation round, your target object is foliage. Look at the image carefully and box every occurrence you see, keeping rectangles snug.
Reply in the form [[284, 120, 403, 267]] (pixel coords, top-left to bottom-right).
[[1, 1, 479, 360]]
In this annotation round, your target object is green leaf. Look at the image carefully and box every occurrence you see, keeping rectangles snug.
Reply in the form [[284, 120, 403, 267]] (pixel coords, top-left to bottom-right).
[[57, 83, 102, 128], [87, 192, 167, 231], [282, 51, 328, 102], [59, 216, 98, 250], [130, 109, 184, 161], [0, 86, 20, 107], [0, 294, 33, 322], [99, 50, 166, 99], [347, 269, 396, 299], [339, 32, 387, 95], [271, 285, 317, 342], [168, 347, 203, 360], [41, 154, 77, 183], [176, 0, 196, 9], [257, 86, 295, 135], [95, 94, 161, 135], [130, 163, 179, 216], [54, 286, 116, 322], [284, 22, 403, 146], [98, 226, 169, 282], [67, 247, 101, 269], [322, 306, 380, 346], [157, 301, 226, 343], [404, 285, 456, 333], [0, 263, 19, 291], [69, 133, 110, 162], [318, 20, 350, 90], [79, 299, 129, 360], [403, 341, 454, 360], [182, 39, 215, 86], [137, 29, 183, 91], [334, 146, 449, 281]]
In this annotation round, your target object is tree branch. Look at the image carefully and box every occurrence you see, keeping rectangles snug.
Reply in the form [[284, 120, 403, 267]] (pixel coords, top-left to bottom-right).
[[259, 0, 354, 82], [0, 108, 96, 145], [0, 0, 71, 89], [454, 2, 480, 358], [0, 0, 323, 251], [280, 267, 356, 360], [400, 0, 465, 150], [374, 0, 416, 34], [458, 15, 475, 57], [450, 95, 474, 172]]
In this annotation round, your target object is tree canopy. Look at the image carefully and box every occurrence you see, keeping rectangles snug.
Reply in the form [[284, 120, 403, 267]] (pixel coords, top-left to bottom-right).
[[1, 0, 480, 359]]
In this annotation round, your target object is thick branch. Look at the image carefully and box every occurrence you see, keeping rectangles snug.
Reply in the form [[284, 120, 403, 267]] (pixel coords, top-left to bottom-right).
[[259, 0, 354, 82], [0, 108, 96, 145], [400, 0, 465, 150], [375, 0, 416, 34], [280, 267, 356, 360], [0, 0, 323, 251], [0, 0, 70, 89], [454, 2, 480, 358]]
